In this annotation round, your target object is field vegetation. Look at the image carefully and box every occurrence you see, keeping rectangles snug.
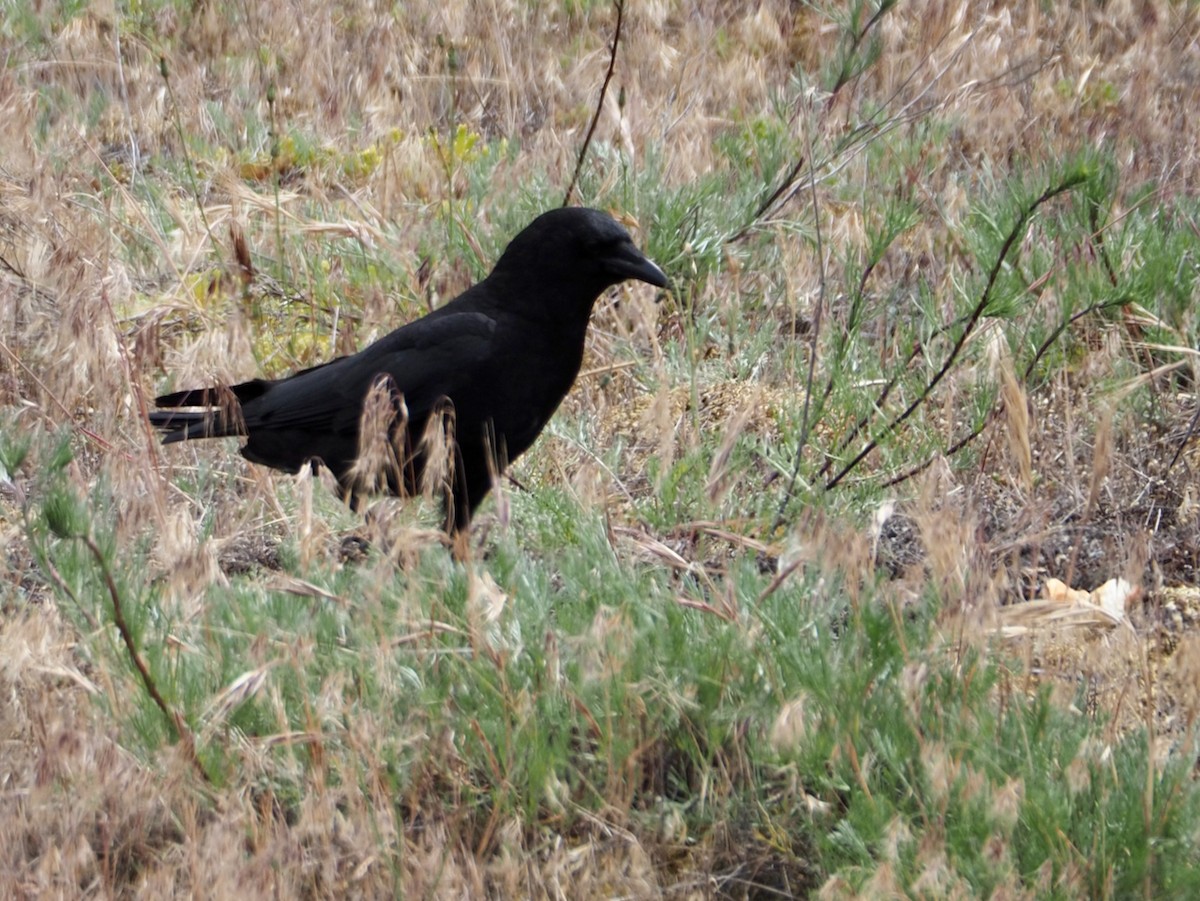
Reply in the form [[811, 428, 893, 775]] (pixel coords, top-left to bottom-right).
[[3, 0, 1200, 896]]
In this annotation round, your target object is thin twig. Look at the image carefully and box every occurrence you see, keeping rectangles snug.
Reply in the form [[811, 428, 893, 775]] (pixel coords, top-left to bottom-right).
[[1169, 403, 1200, 472], [726, 1, 904, 243], [825, 178, 1083, 491], [882, 295, 1126, 489], [882, 416, 988, 488], [562, 0, 624, 207], [78, 532, 211, 783], [0, 339, 120, 455], [817, 311, 974, 480], [770, 99, 827, 535], [756, 556, 804, 605], [36, 550, 101, 631], [158, 56, 218, 253]]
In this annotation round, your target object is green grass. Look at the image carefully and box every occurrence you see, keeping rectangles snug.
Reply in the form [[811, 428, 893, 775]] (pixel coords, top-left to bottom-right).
[[17, 414, 1200, 894]]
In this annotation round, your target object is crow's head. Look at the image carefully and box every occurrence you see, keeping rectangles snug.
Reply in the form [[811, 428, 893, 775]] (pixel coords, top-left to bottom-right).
[[491, 207, 668, 309]]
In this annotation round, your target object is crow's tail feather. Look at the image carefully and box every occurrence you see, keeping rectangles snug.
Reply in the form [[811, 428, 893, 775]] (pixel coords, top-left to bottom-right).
[[150, 381, 262, 443], [148, 409, 228, 443], [155, 378, 270, 410], [155, 387, 220, 408]]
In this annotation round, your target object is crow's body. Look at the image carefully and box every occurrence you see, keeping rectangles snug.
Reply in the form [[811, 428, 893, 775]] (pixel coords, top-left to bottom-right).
[[150, 208, 667, 533]]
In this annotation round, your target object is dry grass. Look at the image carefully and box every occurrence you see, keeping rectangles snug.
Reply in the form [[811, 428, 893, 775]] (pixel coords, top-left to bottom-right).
[[4, 0, 1200, 896]]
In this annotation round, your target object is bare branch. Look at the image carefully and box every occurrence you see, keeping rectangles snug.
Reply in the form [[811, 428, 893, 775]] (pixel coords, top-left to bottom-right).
[[563, 0, 625, 207]]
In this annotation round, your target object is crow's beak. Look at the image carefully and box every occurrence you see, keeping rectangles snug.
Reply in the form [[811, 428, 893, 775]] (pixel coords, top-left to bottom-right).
[[610, 242, 669, 290]]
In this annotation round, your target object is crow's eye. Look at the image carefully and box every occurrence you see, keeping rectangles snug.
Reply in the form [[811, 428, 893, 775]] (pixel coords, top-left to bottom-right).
[[593, 237, 624, 256]]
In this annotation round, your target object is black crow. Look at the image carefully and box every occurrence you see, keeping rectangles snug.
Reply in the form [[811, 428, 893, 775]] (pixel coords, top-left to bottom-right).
[[150, 207, 668, 534]]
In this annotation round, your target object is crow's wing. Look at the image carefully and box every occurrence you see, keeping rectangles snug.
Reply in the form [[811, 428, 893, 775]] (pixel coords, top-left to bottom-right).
[[240, 309, 499, 434]]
